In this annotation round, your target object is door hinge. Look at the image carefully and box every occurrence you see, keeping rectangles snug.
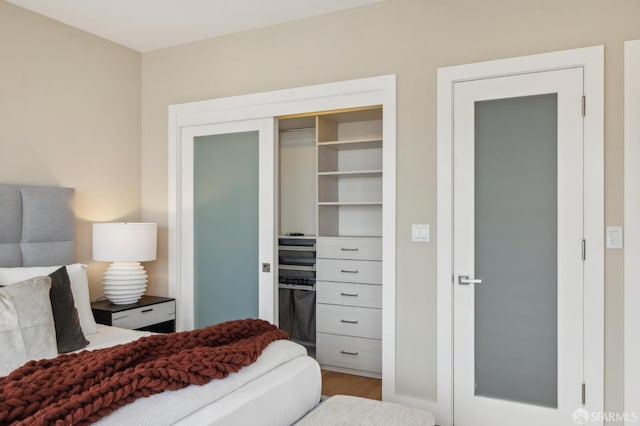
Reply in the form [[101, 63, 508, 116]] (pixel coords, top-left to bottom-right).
[[582, 95, 586, 117], [582, 382, 586, 405], [582, 239, 586, 261]]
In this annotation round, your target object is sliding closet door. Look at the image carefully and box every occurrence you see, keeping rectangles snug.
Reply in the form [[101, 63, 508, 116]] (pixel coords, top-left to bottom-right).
[[180, 119, 275, 330], [194, 131, 259, 327]]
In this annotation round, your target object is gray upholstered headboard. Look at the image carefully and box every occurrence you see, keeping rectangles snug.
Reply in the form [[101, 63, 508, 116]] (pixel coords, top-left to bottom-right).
[[0, 184, 75, 267]]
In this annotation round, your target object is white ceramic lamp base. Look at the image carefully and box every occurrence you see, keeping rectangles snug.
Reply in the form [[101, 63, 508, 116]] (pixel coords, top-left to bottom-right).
[[103, 262, 148, 305]]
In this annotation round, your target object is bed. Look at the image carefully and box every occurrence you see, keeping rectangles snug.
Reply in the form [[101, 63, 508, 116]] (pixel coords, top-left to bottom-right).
[[0, 184, 321, 425]]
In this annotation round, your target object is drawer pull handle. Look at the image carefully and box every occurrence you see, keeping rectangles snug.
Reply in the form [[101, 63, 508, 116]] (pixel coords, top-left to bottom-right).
[[340, 319, 359, 324], [141, 309, 154, 313], [340, 350, 359, 356], [340, 248, 359, 252], [340, 269, 359, 274], [340, 292, 359, 297], [113, 315, 128, 321]]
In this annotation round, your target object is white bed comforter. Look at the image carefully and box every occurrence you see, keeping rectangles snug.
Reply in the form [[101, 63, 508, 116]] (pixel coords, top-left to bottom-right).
[[81, 325, 310, 425]]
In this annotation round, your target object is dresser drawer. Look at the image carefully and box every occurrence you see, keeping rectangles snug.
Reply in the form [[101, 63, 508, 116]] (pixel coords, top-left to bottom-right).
[[317, 281, 382, 308], [316, 333, 381, 374], [111, 300, 176, 329], [316, 304, 381, 339], [316, 259, 381, 284], [317, 237, 382, 261]]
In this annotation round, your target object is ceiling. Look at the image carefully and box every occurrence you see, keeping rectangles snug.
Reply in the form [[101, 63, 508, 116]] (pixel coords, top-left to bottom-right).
[[6, 0, 383, 52]]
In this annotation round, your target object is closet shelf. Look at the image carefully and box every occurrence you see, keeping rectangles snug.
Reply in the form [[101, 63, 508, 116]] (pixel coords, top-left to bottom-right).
[[279, 245, 316, 252], [319, 233, 383, 239], [317, 138, 382, 150], [318, 170, 382, 178], [318, 201, 383, 206], [279, 264, 316, 272]]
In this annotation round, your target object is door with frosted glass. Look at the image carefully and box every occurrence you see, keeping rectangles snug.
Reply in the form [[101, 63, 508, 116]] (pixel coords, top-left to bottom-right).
[[181, 119, 275, 330], [453, 68, 584, 425]]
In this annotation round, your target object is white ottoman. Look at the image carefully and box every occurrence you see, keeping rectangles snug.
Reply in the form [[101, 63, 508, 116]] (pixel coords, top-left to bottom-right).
[[296, 395, 435, 426]]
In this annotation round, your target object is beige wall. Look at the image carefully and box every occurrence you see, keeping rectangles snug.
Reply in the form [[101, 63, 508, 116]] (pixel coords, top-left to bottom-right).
[[0, 1, 142, 297], [141, 0, 640, 417], [6, 0, 634, 419]]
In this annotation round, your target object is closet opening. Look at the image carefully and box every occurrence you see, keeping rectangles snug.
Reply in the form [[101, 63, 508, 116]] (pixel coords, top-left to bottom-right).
[[169, 75, 396, 403], [277, 106, 383, 398], [278, 115, 317, 357]]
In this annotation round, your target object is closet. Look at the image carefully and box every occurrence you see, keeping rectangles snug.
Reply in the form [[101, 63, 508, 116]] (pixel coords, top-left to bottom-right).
[[277, 106, 383, 378], [278, 116, 317, 355]]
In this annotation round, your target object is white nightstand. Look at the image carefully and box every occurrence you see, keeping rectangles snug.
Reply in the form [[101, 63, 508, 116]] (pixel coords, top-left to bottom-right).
[[91, 295, 176, 333]]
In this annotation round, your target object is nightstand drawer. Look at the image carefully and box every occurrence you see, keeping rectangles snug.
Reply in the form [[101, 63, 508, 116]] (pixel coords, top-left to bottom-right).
[[317, 237, 382, 261], [316, 304, 381, 339], [317, 281, 382, 308], [316, 259, 381, 284], [316, 333, 381, 374], [111, 300, 175, 329]]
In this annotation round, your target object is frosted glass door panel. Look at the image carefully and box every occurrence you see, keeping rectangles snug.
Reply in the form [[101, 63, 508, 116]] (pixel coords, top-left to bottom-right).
[[474, 94, 558, 408], [194, 132, 259, 328]]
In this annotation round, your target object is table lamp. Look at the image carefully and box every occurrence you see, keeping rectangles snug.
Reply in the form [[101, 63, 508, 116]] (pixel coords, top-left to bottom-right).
[[93, 222, 157, 305]]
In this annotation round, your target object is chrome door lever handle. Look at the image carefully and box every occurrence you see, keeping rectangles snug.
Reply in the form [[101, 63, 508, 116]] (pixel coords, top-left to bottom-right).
[[458, 275, 483, 285]]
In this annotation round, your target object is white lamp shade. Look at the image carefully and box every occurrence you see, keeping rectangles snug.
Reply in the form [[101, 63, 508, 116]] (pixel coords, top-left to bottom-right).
[[93, 223, 157, 262]]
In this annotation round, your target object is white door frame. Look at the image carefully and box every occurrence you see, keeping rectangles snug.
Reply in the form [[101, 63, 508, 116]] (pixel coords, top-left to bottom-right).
[[179, 118, 275, 330], [454, 68, 585, 426], [624, 39, 640, 423], [436, 46, 604, 426], [168, 75, 397, 396]]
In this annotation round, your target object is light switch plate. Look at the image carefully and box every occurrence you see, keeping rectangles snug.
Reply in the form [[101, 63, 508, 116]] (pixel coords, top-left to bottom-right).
[[606, 226, 623, 249], [412, 224, 430, 242]]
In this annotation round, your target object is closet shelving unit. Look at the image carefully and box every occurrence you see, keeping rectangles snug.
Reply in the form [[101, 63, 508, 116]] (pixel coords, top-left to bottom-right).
[[277, 116, 318, 356], [278, 116, 318, 289], [317, 111, 383, 240], [277, 106, 383, 377], [278, 236, 316, 291]]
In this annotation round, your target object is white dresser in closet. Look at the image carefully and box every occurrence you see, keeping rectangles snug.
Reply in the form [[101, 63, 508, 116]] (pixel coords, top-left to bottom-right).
[[313, 108, 383, 378], [316, 237, 382, 377]]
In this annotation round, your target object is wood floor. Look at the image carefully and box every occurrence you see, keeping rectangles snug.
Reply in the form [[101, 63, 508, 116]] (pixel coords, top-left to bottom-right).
[[321, 369, 382, 400]]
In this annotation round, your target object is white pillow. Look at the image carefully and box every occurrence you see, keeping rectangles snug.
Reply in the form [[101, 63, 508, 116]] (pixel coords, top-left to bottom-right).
[[0, 264, 97, 335], [0, 276, 58, 376]]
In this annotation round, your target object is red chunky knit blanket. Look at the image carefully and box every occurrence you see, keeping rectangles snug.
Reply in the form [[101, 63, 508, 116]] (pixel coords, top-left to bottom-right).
[[0, 318, 287, 426]]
